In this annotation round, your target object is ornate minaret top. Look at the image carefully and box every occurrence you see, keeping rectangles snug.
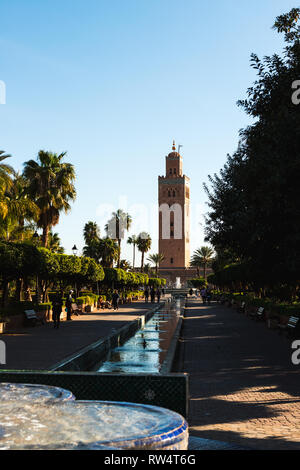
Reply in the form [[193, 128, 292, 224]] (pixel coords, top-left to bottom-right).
[[164, 139, 183, 178]]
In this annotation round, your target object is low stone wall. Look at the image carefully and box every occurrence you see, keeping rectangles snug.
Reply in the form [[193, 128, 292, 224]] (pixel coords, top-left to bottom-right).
[[50, 304, 163, 372]]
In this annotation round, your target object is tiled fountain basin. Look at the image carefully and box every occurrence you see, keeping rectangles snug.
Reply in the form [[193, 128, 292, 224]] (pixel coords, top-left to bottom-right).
[[0, 400, 188, 450], [0, 382, 75, 402]]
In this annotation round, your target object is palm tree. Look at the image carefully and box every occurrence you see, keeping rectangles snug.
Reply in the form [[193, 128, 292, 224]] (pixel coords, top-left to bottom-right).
[[136, 232, 152, 272], [0, 150, 14, 190], [127, 234, 138, 269], [143, 263, 155, 276], [48, 232, 64, 253], [82, 240, 100, 261], [0, 151, 15, 218], [83, 221, 100, 245], [120, 259, 131, 271], [105, 209, 132, 268], [147, 253, 165, 276], [98, 238, 119, 267], [191, 246, 214, 279], [23, 151, 76, 248], [0, 174, 39, 241]]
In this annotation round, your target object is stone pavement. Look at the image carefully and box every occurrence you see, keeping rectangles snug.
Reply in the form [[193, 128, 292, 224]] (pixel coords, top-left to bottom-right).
[[174, 299, 300, 450], [0, 301, 160, 370]]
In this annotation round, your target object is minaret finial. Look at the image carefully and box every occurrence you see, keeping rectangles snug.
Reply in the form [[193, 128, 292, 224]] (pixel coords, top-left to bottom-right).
[[172, 140, 176, 151]]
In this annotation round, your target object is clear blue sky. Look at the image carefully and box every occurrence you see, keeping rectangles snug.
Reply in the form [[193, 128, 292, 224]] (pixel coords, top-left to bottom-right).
[[0, 0, 295, 266]]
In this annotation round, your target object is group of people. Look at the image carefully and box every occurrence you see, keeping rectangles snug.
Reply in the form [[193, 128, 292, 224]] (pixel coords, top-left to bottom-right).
[[144, 287, 164, 303], [200, 287, 212, 304], [52, 289, 74, 329], [51, 284, 167, 329]]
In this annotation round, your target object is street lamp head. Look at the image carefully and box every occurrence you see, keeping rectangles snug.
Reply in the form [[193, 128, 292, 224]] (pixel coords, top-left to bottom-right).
[[72, 244, 78, 255]]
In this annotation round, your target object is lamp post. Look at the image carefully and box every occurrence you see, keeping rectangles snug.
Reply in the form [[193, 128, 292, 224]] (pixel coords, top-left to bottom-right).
[[33, 231, 40, 303], [72, 245, 78, 298]]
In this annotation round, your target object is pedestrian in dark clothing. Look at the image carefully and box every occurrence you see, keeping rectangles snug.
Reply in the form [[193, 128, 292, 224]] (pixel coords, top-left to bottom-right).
[[150, 287, 155, 303], [66, 290, 73, 321], [156, 289, 161, 303], [112, 290, 120, 310], [52, 291, 63, 329], [206, 288, 212, 305], [144, 288, 149, 303]]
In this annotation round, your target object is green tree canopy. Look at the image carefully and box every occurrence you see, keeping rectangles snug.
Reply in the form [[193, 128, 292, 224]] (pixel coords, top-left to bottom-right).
[[204, 8, 300, 287]]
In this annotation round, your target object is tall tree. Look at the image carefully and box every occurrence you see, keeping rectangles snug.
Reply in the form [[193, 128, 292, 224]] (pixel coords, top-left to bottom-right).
[[147, 253, 165, 276], [23, 151, 76, 248], [98, 237, 119, 268], [204, 8, 300, 286], [0, 151, 15, 219], [83, 221, 100, 245], [105, 209, 132, 268], [48, 232, 64, 253], [127, 234, 138, 269], [137, 232, 152, 272], [0, 174, 38, 241], [0, 151, 14, 190], [82, 221, 101, 261], [191, 247, 214, 279]]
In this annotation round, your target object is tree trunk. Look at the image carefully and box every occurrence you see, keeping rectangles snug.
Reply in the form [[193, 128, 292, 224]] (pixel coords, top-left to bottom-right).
[[15, 278, 24, 301], [117, 239, 121, 268], [203, 263, 207, 280], [133, 244, 135, 269], [141, 251, 145, 272], [1, 280, 9, 308], [42, 225, 50, 248]]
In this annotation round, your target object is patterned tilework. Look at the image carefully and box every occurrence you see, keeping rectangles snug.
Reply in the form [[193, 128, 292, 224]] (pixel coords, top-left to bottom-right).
[[0, 370, 188, 417]]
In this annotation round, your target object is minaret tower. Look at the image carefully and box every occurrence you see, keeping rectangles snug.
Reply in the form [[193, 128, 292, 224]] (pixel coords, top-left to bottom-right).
[[158, 140, 190, 269]]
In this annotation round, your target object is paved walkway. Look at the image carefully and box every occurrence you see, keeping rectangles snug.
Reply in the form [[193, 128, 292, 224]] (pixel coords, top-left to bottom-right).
[[0, 301, 160, 370], [174, 299, 300, 450]]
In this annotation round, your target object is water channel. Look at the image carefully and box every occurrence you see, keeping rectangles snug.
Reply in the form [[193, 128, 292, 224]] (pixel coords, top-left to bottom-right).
[[94, 298, 184, 374]]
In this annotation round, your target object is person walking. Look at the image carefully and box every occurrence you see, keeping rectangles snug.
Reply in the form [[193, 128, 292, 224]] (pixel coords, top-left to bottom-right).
[[156, 288, 161, 303], [52, 290, 63, 329], [144, 288, 149, 303], [206, 287, 212, 305], [200, 287, 207, 304], [112, 290, 120, 311], [150, 287, 155, 303], [65, 290, 73, 321]]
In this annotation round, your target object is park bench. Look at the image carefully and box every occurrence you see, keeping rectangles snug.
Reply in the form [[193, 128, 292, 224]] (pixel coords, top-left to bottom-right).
[[71, 303, 82, 316], [278, 316, 300, 338], [249, 306, 265, 321], [24, 310, 44, 327]]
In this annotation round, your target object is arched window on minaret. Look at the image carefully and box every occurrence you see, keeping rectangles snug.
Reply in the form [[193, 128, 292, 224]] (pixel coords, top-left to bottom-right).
[[172, 190, 176, 197], [168, 190, 171, 197]]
